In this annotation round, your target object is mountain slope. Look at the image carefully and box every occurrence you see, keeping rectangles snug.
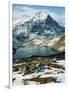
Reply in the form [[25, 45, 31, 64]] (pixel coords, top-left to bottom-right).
[[52, 33, 65, 52]]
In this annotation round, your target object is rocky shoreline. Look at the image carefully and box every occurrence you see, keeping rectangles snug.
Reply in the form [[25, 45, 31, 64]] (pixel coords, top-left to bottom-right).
[[13, 52, 65, 85]]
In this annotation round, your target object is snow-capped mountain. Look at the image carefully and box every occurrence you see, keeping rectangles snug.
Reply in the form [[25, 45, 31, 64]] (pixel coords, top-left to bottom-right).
[[13, 10, 48, 26], [13, 10, 65, 59], [13, 10, 64, 41]]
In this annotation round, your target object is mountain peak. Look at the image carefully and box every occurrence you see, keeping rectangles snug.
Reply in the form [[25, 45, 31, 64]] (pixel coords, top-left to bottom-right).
[[32, 10, 48, 21]]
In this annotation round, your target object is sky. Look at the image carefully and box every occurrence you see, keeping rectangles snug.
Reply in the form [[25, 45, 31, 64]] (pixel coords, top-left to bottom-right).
[[12, 4, 65, 26], [13, 4, 65, 15]]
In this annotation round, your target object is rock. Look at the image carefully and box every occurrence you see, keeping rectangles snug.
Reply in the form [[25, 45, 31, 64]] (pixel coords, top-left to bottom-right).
[[37, 63, 45, 72]]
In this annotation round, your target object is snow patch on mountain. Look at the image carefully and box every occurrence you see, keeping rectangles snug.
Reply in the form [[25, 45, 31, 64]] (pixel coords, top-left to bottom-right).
[[13, 9, 48, 27]]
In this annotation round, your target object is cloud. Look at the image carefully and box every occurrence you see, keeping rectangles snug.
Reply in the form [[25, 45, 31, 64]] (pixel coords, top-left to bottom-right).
[[12, 6, 35, 25], [20, 6, 34, 11], [14, 5, 34, 11]]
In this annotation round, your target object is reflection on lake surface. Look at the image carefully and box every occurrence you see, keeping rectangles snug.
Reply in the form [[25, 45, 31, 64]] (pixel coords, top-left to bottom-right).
[[13, 46, 57, 59]]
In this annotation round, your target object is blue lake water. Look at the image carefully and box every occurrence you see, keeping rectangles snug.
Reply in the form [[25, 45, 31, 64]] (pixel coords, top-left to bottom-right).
[[13, 46, 57, 59]]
